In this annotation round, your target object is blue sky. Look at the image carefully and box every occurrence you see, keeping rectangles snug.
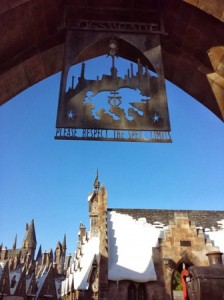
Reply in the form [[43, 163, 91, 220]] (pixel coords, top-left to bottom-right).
[[0, 56, 224, 255]]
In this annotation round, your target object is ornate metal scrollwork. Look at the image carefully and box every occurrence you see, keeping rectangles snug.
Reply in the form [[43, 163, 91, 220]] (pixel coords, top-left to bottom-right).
[[55, 18, 171, 143]]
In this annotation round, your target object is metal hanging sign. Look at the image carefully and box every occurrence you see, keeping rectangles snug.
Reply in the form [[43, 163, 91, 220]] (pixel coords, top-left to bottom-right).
[[55, 21, 171, 143]]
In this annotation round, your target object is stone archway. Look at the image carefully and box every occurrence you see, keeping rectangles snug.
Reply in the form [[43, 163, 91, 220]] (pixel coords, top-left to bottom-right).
[[171, 257, 193, 300], [0, 0, 223, 122]]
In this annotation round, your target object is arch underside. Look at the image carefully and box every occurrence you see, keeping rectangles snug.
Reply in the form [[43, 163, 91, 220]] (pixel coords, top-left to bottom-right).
[[0, 0, 223, 121]]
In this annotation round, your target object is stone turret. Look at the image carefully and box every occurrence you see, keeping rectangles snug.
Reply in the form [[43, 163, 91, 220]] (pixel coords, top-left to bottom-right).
[[54, 235, 66, 274], [88, 171, 100, 236], [89, 172, 109, 299], [89, 171, 100, 237], [22, 219, 37, 259], [46, 249, 53, 267], [94, 169, 100, 191], [0, 219, 67, 299], [78, 223, 86, 244], [98, 185, 109, 300], [62, 234, 67, 253]]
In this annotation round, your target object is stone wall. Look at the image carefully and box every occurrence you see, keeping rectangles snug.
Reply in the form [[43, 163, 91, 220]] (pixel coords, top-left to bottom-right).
[[157, 212, 219, 299]]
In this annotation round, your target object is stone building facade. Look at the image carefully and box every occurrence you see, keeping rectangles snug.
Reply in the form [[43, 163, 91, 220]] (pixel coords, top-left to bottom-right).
[[61, 177, 224, 300], [0, 220, 68, 299], [1, 176, 224, 300]]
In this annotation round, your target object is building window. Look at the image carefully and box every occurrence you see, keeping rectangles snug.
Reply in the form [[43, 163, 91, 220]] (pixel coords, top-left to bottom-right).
[[180, 241, 191, 247]]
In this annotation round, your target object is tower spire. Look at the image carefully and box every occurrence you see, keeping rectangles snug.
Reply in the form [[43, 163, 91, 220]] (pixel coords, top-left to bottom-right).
[[80, 62, 85, 79], [22, 219, 37, 259], [12, 234, 17, 250], [93, 169, 100, 191], [62, 234, 66, 251]]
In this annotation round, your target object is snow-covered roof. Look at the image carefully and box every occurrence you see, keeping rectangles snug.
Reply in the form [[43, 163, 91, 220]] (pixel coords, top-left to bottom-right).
[[110, 209, 224, 230], [108, 211, 165, 282], [26, 273, 33, 293], [61, 236, 99, 296], [61, 209, 224, 296], [0, 262, 5, 279], [217, 219, 224, 229], [36, 266, 49, 298], [9, 266, 23, 295], [55, 277, 64, 299]]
